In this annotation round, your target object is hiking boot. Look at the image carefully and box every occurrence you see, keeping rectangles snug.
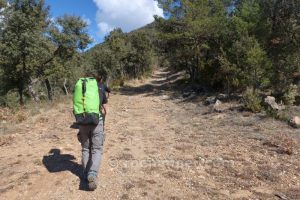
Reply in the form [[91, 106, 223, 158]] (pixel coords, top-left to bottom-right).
[[87, 173, 97, 190]]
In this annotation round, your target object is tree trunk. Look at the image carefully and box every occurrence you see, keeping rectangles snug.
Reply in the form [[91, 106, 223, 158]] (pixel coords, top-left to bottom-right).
[[63, 78, 69, 96], [18, 80, 24, 106], [226, 76, 230, 97], [28, 78, 40, 102], [45, 78, 53, 101], [106, 76, 111, 86], [134, 66, 137, 79], [20, 53, 26, 106]]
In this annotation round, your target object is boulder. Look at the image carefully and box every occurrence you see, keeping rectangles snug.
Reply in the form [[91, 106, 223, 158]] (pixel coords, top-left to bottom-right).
[[217, 93, 229, 100], [161, 95, 169, 100], [205, 96, 216, 105], [289, 116, 300, 128], [205, 94, 229, 105], [182, 91, 196, 99], [213, 100, 223, 112], [264, 96, 285, 111]]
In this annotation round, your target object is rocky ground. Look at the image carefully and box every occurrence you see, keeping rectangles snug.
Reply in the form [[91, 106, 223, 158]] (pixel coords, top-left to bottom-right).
[[0, 68, 300, 200]]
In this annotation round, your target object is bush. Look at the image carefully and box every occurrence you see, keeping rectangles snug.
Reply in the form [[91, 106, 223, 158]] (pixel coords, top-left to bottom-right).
[[282, 84, 299, 106], [111, 78, 124, 88], [242, 88, 262, 113], [0, 90, 20, 109]]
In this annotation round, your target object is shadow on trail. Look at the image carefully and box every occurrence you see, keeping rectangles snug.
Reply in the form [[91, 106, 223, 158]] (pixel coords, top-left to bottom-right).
[[42, 149, 89, 191]]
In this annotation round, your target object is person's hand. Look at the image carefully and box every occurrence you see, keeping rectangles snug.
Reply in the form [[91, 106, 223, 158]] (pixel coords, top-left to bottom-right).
[[101, 106, 107, 116], [77, 132, 81, 143]]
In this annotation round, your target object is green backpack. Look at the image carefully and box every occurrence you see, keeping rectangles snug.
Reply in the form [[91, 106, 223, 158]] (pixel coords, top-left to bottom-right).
[[73, 77, 101, 125]]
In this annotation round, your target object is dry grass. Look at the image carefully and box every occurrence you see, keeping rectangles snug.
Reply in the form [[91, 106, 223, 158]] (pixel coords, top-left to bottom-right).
[[33, 159, 43, 166], [263, 133, 298, 155], [14, 109, 28, 123], [0, 107, 13, 121], [0, 135, 14, 146]]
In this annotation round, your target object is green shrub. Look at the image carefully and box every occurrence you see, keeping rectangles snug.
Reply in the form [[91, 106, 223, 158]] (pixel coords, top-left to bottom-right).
[[0, 90, 20, 109], [275, 110, 289, 122], [111, 79, 124, 88], [242, 88, 262, 113], [283, 84, 299, 106]]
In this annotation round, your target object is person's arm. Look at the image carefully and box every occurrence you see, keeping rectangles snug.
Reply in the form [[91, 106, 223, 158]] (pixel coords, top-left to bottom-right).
[[101, 104, 107, 116], [105, 85, 111, 99]]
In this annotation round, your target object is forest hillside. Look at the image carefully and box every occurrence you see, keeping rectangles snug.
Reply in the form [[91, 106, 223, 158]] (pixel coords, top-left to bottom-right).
[[0, 1, 300, 199]]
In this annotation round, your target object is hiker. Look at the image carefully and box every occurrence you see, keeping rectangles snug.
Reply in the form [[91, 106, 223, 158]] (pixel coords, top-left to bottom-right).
[[76, 74, 110, 141], [73, 75, 105, 190]]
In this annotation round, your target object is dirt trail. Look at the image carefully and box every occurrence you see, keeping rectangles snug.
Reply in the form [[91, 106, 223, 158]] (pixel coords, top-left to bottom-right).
[[0, 68, 300, 200]]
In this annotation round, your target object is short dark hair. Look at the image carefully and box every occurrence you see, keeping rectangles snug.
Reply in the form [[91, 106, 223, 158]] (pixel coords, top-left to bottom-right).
[[94, 74, 103, 82], [85, 70, 105, 82]]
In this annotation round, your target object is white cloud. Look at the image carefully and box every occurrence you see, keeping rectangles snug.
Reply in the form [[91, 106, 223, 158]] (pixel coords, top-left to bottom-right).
[[93, 0, 163, 37], [82, 15, 91, 26], [49, 17, 56, 23]]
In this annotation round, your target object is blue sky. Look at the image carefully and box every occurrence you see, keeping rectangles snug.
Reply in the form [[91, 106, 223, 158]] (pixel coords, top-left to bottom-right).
[[45, 0, 163, 48]]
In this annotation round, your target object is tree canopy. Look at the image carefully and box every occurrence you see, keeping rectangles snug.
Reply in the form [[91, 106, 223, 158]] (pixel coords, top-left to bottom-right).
[[0, 0, 299, 107], [155, 0, 300, 100], [0, 0, 91, 105]]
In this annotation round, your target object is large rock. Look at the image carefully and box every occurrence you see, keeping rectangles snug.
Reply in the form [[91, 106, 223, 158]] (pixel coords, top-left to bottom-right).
[[213, 100, 223, 112], [264, 96, 285, 111], [161, 95, 169, 100], [205, 94, 229, 105], [289, 116, 300, 128], [217, 93, 229, 100], [205, 96, 216, 105], [182, 91, 196, 99]]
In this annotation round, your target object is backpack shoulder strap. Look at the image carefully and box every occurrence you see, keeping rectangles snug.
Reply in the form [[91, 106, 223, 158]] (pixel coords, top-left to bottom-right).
[[82, 79, 87, 112]]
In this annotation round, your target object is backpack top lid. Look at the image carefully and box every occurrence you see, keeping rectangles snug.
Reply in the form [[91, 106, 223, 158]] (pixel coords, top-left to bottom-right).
[[73, 78, 100, 115]]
